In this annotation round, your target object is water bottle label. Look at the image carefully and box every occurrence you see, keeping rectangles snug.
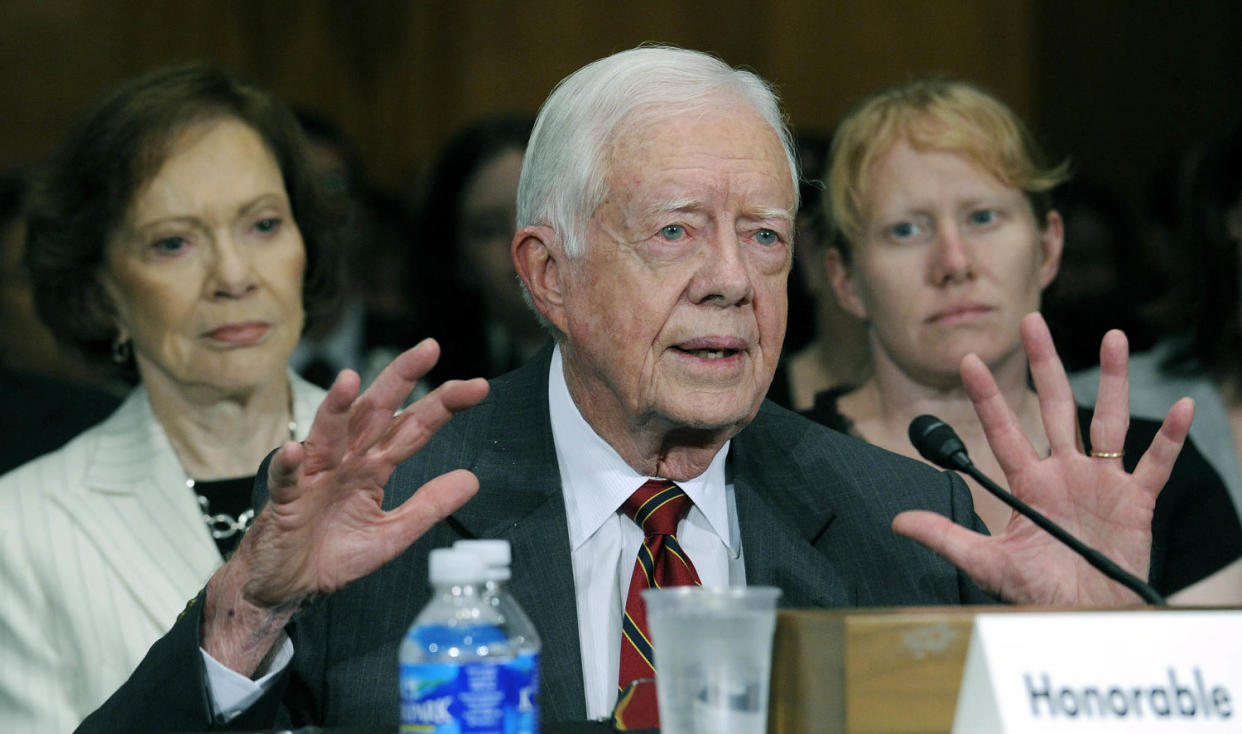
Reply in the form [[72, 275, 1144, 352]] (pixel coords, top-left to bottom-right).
[[502, 652, 540, 734], [400, 660, 506, 733]]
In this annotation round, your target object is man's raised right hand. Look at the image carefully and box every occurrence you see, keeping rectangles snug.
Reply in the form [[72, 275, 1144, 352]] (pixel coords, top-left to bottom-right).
[[201, 339, 489, 676]]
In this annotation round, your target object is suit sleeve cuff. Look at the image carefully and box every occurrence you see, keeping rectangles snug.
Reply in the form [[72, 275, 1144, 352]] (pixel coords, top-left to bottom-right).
[[200, 633, 294, 723]]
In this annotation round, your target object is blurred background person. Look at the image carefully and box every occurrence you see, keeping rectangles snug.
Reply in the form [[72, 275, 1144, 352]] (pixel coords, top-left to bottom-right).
[[1041, 176, 1162, 372], [768, 131, 871, 409], [0, 64, 341, 733], [806, 78, 1242, 603], [0, 170, 122, 473], [289, 110, 422, 390], [409, 115, 538, 385], [1072, 111, 1242, 526], [352, 191, 424, 380]]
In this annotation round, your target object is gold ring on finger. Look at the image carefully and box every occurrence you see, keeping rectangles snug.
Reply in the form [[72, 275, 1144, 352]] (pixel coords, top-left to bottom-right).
[[1090, 449, 1124, 459]]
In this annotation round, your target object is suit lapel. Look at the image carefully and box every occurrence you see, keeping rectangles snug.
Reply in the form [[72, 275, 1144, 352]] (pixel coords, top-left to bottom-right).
[[504, 494, 585, 723], [731, 411, 856, 608], [449, 348, 588, 722]]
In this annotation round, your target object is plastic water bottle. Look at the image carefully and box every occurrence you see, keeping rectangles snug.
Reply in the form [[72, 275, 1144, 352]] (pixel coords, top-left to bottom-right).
[[399, 544, 541, 733], [454, 540, 541, 734], [399, 548, 509, 732]]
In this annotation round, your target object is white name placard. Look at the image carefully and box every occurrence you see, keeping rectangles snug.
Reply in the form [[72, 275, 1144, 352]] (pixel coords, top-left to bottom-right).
[[952, 610, 1242, 732]]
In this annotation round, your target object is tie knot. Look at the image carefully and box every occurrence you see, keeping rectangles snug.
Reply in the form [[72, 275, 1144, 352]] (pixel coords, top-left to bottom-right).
[[621, 479, 691, 536]]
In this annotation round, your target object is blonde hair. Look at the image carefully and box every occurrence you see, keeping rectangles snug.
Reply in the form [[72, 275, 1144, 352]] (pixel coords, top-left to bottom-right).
[[826, 78, 1070, 259]]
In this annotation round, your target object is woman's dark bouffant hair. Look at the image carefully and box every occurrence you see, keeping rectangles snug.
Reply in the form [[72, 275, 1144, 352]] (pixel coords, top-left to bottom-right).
[[414, 115, 534, 265], [412, 115, 534, 383], [25, 63, 344, 373], [1157, 111, 1242, 383]]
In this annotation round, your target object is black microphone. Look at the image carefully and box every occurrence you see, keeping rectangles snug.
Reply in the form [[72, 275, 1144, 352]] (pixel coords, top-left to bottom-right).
[[908, 414, 1165, 605]]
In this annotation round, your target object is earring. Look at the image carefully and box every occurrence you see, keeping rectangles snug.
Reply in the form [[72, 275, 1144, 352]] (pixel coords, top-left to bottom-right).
[[111, 337, 132, 364]]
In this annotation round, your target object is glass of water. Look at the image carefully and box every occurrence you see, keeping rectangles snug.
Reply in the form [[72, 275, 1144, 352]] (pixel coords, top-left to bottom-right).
[[641, 586, 781, 734]]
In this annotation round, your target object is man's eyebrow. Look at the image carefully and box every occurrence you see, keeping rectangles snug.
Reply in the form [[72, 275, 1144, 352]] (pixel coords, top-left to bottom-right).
[[650, 197, 703, 216], [747, 206, 795, 225], [644, 199, 794, 226]]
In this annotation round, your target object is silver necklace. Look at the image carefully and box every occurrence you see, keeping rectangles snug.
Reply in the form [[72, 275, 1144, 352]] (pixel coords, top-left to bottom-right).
[[191, 477, 256, 539], [189, 415, 297, 540]]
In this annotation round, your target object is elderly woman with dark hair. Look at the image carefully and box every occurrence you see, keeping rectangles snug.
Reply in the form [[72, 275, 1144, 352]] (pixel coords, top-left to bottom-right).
[[0, 65, 342, 733], [806, 78, 1242, 605]]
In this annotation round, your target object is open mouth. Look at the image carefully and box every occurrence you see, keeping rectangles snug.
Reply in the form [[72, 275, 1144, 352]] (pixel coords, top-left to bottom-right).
[[676, 347, 739, 359]]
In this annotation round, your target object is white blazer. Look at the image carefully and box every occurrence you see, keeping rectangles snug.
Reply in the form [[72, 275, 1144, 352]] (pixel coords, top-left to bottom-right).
[[0, 374, 324, 734]]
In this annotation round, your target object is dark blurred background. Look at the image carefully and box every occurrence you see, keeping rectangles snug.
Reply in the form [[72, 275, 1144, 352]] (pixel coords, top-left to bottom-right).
[[3, 1, 1238, 217], [2, 0, 1239, 367]]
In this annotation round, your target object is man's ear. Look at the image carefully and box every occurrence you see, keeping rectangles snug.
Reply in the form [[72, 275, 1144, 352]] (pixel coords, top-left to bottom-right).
[[825, 247, 869, 320], [1037, 209, 1065, 290], [512, 224, 569, 334]]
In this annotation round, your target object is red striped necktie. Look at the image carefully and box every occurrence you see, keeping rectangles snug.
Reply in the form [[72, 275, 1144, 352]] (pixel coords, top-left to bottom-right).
[[614, 479, 702, 730]]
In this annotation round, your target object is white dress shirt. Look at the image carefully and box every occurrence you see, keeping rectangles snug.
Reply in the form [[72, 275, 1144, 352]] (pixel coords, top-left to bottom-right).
[[548, 345, 745, 720], [203, 346, 746, 722]]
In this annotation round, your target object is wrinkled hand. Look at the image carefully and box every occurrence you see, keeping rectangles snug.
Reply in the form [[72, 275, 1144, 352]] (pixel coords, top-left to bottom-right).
[[893, 313, 1192, 606], [203, 339, 488, 674]]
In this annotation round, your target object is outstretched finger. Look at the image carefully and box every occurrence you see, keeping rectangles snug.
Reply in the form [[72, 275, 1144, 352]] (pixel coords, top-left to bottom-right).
[[1088, 329, 1130, 461], [298, 369, 363, 475], [380, 469, 482, 557], [961, 353, 1040, 477], [377, 378, 491, 461], [1022, 313, 1081, 454], [365, 339, 443, 414], [267, 440, 306, 504], [344, 340, 457, 455], [1131, 397, 1194, 495], [893, 509, 1004, 597], [340, 342, 447, 457]]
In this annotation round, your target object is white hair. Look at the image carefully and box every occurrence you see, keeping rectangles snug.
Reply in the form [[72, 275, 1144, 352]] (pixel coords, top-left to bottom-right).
[[516, 45, 799, 260]]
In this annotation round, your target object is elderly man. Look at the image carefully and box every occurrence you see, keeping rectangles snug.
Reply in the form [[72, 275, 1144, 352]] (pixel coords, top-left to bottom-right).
[[79, 47, 1190, 732]]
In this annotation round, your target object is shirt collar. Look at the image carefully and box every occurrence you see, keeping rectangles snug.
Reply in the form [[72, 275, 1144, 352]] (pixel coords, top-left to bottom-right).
[[548, 344, 732, 551]]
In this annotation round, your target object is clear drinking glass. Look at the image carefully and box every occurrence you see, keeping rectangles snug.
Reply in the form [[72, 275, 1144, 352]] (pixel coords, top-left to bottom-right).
[[641, 586, 781, 734]]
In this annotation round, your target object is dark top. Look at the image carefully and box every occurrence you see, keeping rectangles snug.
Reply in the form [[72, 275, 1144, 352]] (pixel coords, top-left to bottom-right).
[[801, 386, 1242, 595]]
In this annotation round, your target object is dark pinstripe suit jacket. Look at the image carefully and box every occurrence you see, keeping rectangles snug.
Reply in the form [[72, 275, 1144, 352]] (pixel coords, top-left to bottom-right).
[[78, 346, 991, 733]]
